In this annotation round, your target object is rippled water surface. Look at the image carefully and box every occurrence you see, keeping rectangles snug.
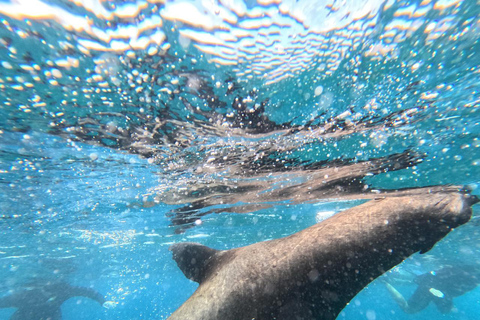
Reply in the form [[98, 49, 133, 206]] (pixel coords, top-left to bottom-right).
[[1, 0, 480, 319]]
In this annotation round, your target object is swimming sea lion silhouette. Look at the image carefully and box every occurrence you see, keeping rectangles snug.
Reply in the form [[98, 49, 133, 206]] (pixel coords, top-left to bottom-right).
[[0, 281, 106, 320], [385, 264, 480, 314], [169, 192, 478, 320]]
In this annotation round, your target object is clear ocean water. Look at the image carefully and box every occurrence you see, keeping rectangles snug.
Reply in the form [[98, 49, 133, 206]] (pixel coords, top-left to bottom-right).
[[0, 0, 479, 319]]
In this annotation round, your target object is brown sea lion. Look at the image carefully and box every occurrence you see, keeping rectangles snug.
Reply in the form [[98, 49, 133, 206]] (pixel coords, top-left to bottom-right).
[[169, 192, 478, 320]]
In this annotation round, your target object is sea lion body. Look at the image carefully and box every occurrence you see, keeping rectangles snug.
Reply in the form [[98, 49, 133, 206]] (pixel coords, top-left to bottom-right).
[[169, 193, 477, 320]]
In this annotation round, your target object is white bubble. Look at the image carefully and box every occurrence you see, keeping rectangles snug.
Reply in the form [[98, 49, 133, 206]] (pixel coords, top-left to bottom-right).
[[2, 61, 12, 69], [366, 310, 376, 320], [95, 53, 121, 77], [103, 301, 117, 309], [51, 68, 62, 78], [314, 85, 323, 96], [195, 219, 202, 225], [318, 91, 334, 109], [147, 46, 158, 56], [308, 269, 319, 282], [89, 153, 98, 161], [178, 34, 191, 49], [106, 121, 117, 132]]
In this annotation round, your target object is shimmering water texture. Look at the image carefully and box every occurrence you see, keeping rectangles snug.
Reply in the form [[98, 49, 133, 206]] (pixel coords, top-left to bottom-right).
[[0, 0, 480, 319]]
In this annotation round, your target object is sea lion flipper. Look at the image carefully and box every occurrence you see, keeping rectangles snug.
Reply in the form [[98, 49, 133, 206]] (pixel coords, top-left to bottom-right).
[[169, 242, 220, 283]]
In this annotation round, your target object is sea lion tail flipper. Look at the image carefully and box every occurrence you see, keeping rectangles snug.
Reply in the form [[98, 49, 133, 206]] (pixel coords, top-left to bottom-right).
[[169, 242, 220, 283]]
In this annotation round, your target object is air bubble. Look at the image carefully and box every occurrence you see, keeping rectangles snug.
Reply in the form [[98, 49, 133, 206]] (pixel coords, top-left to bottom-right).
[[51, 69, 62, 78], [147, 46, 158, 55], [314, 85, 323, 96], [366, 310, 376, 320], [1, 61, 12, 69], [318, 91, 334, 109]]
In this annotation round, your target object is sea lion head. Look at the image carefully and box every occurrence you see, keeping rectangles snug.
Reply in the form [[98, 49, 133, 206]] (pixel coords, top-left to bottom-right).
[[406, 192, 478, 254]]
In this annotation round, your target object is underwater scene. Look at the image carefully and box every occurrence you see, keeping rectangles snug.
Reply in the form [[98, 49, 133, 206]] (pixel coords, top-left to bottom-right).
[[1, 0, 480, 319]]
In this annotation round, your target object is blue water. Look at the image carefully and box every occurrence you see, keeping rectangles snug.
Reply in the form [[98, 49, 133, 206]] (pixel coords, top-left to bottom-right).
[[1, 0, 480, 319]]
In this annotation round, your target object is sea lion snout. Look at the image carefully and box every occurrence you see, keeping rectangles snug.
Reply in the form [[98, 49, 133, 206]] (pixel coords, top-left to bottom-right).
[[465, 194, 479, 207], [448, 193, 477, 226]]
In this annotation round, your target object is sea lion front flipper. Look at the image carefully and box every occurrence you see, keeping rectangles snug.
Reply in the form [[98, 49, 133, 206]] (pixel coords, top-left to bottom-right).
[[169, 242, 220, 283]]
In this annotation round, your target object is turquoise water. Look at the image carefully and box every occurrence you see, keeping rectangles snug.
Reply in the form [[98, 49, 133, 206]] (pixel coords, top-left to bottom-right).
[[0, 0, 480, 319]]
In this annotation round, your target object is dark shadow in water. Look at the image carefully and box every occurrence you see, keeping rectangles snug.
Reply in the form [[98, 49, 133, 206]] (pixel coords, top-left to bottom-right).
[[47, 66, 429, 160], [0, 280, 105, 320], [43, 70, 443, 233], [160, 150, 466, 233]]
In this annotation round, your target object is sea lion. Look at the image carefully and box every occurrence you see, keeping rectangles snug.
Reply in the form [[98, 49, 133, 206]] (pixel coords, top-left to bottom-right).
[[169, 192, 478, 320], [384, 264, 480, 314], [0, 281, 106, 320]]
